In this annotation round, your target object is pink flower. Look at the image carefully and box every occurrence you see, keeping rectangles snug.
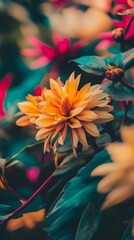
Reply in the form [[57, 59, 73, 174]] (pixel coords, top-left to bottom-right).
[[97, 2, 134, 51], [49, 0, 68, 8], [114, 0, 128, 4], [114, 15, 134, 42], [21, 34, 86, 69], [0, 74, 13, 120], [96, 32, 114, 51], [26, 167, 40, 183], [34, 86, 42, 96]]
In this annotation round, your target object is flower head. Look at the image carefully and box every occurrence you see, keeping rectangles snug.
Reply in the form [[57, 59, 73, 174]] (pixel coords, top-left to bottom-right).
[[17, 73, 113, 155], [16, 92, 45, 126], [21, 34, 86, 69], [91, 125, 134, 209]]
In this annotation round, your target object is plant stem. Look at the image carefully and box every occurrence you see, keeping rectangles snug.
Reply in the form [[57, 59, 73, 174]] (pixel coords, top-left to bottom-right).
[[121, 79, 134, 91], [125, 16, 134, 37], [7, 140, 44, 163], [2, 179, 26, 203], [0, 141, 43, 203], [0, 173, 54, 226]]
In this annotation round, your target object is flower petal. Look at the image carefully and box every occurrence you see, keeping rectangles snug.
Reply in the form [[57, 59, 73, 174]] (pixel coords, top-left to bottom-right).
[[77, 110, 98, 121], [83, 122, 99, 137], [68, 118, 82, 128], [16, 116, 30, 126], [120, 125, 134, 146], [107, 142, 134, 164], [76, 127, 88, 146]]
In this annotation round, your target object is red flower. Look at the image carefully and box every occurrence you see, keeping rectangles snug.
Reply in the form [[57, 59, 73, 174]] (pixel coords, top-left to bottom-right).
[[0, 74, 13, 120], [21, 34, 86, 69]]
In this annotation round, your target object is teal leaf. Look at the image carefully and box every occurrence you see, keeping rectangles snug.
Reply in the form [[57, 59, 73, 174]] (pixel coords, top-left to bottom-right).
[[45, 150, 111, 240], [79, 149, 111, 179], [127, 106, 134, 119], [122, 204, 134, 239], [122, 224, 133, 240], [0, 188, 44, 219], [71, 49, 134, 75], [0, 204, 12, 221], [54, 148, 94, 177], [102, 82, 134, 101], [56, 131, 72, 154], [5, 160, 20, 168], [71, 56, 107, 75], [75, 200, 102, 240], [5, 137, 41, 167], [0, 213, 12, 221], [0, 204, 11, 214], [123, 50, 134, 71]]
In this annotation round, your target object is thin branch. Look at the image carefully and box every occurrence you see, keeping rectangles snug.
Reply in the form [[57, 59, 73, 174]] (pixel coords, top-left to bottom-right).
[[0, 173, 54, 226], [121, 79, 134, 91]]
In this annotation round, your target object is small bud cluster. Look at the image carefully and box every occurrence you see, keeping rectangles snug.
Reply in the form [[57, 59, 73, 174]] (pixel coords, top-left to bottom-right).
[[105, 68, 124, 83]]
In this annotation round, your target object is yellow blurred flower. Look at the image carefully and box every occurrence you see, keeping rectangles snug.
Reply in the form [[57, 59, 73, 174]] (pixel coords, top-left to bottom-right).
[[91, 125, 134, 209], [35, 73, 113, 155], [7, 209, 45, 232]]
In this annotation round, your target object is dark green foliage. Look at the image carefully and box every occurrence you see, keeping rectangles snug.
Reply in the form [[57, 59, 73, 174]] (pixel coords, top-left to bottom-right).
[[122, 224, 133, 240], [127, 106, 134, 119], [44, 150, 111, 240], [102, 82, 134, 101], [0, 188, 44, 220]]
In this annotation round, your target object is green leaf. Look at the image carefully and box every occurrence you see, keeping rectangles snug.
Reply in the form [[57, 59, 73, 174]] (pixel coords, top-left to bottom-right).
[[5, 160, 20, 168], [122, 224, 133, 240], [5, 139, 43, 167], [102, 82, 134, 101], [56, 131, 72, 154], [71, 49, 134, 75], [71, 55, 107, 75], [0, 188, 45, 219], [54, 150, 92, 177], [0, 213, 12, 221], [0, 204, 12, 221], [127, 106, 134, 119], [75, 200, 102, 240], [0, 204, 11, 213], [45, 150, 111, 240]]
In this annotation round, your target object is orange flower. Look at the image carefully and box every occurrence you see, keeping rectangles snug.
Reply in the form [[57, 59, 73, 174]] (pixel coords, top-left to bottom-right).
[[7, 209, 45, 231], [35, 73, 114, 155], [16, 93, 44, 126], [91, 125, 134, 209]]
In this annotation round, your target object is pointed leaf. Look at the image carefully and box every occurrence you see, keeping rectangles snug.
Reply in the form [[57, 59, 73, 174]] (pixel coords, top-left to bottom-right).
[[71, 49, 134, 75], [75, 200, 102, 240], [102, 82, 134, 101]]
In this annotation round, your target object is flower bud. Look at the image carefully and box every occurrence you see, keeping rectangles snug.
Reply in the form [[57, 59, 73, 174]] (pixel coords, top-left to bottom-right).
[[112, 28, 125, 42], [105, 68, 124, 83]]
